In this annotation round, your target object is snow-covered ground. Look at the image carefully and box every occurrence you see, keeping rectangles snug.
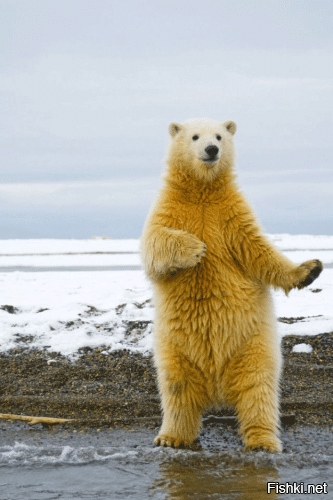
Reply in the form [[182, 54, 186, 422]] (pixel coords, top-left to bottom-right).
[[0, 235, 332, 358]]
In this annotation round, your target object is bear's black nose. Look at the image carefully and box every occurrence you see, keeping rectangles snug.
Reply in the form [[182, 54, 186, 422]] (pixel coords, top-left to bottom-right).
[[205, 145, 219, 158]]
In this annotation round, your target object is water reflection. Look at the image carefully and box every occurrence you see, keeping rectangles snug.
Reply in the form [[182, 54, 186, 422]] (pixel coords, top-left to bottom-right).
[[152, 452, 281, 499]]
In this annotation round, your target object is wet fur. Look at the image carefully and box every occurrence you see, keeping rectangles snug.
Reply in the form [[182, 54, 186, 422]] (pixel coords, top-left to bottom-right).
[[140, 118, 323, 452]]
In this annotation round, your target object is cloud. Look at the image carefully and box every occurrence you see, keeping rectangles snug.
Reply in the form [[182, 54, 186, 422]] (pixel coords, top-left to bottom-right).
[[0, 1, 332, 237], [0, 178, 159, 210], [2, 47, 333, 131]]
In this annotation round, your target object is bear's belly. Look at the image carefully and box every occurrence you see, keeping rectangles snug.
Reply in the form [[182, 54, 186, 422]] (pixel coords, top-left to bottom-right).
[[154, 254, 267, 346], [153, 253, 274, 381]]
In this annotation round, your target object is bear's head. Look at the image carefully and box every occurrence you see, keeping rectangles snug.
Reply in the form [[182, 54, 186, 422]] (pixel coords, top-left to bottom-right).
[[166, 118, 237, 183]]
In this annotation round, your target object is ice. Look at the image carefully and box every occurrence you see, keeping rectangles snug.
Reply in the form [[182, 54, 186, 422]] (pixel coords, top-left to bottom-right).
[[0, 238, 140, 255], [0, 253, 141, 267]]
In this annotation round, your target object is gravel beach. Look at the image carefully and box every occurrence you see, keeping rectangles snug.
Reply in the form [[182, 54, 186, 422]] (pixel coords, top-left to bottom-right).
[[1, 326, 332, 432]]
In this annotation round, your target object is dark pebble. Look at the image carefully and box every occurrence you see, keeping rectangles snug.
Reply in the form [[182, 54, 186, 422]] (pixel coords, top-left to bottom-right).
[[0, 330, 332, 429]]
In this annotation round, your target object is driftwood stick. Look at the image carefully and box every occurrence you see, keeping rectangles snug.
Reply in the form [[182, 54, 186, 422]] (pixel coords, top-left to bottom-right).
[[0, 413, 296, 427], [0, 413, 73, 426]]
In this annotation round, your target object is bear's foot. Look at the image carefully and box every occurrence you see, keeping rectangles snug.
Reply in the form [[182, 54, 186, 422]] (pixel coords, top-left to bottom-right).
[[244, 430, 282, 453], [154, 433, 191, 448]]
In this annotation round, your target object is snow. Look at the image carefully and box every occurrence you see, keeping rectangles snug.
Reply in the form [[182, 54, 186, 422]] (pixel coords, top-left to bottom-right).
[[0, 270, 153, 357], [269, 234, 333, 250], [292, 344, 313, 353], [0, 235, 332, 358]]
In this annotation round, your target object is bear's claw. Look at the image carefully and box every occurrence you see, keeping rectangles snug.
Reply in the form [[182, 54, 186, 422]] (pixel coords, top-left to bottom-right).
[[244, 433, 282, 453], [154, 434, 184, 448]]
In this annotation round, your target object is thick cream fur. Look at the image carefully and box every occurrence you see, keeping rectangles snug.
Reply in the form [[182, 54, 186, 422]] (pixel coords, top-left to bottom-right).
[[140, 118, 323, 452]]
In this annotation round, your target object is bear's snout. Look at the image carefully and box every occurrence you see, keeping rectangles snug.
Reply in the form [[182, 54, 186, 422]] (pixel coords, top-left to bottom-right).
[[204, 145, 219, 160]]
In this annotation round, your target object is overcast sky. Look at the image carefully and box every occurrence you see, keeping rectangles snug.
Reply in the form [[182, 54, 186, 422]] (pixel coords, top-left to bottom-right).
[[1, 0, 332, 238]]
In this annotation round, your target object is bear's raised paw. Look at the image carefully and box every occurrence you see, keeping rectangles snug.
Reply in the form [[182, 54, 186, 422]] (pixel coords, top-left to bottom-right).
[[296, 259, 323, 289]]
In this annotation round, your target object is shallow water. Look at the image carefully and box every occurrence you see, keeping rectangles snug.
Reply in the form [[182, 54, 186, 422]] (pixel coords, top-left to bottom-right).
[[0, 422, 332, 499]]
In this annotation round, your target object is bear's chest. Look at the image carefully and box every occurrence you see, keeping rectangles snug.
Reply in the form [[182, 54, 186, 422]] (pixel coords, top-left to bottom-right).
[[172, 200, 228, 252], [162, 197, 255, 303]]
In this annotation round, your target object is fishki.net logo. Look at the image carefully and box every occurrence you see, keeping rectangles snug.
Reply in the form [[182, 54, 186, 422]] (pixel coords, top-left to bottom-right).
[[267, 482, 328, 495]]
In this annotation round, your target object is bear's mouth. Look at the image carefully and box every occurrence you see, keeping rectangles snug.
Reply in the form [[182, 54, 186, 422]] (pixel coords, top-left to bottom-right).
[[202, 158, 218, 165]]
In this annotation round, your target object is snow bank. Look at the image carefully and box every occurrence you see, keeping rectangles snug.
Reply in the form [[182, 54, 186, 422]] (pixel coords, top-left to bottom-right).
[[0, 235, 331, 357]]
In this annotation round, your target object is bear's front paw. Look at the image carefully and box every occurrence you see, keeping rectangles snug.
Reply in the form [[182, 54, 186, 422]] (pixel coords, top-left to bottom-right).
[[175, 234, 206, 269], [295, 259, 323, 290]]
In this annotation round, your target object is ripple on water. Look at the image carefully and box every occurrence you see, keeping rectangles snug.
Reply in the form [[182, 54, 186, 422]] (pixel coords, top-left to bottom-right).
[[0, 425, 332, 499]]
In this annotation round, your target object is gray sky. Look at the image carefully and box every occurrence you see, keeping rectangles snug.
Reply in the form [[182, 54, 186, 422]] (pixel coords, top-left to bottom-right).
[[1, 0, 332, 238]]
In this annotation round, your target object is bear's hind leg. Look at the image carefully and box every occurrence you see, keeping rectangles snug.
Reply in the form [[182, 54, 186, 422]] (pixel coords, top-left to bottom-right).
[[155, 360, 209, 448], [222, 333, 282, 452]]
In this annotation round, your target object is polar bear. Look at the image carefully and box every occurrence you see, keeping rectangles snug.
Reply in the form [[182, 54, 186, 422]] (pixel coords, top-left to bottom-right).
[[140, 118, 323, 452]]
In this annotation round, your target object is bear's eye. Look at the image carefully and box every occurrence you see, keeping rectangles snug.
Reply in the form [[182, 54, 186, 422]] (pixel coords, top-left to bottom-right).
[[216, 135, 222, 141], [192, 135, 199, 141]]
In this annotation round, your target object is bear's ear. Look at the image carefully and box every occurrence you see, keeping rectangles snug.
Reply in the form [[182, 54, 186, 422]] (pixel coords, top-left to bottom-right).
[[224, 120, 237, 135], [169, 122, 182, 137]]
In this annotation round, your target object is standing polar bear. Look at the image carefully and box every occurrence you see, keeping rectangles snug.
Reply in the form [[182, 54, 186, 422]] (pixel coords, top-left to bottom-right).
[[140, 118, 323, 452]]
